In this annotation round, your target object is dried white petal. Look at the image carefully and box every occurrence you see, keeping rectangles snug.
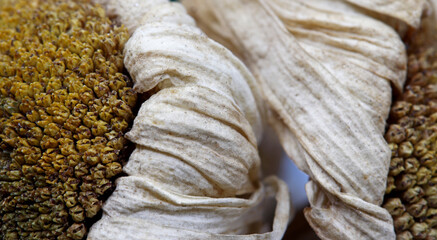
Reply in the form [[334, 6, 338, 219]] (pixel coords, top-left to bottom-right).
[[92, 0, 167, 34], [343, 0, 425, 28], [88, 1, 290, 239], [180, 0, 425, 239]]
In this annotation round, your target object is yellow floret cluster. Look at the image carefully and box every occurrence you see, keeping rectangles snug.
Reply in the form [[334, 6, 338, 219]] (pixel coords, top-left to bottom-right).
[[0, 0, 137, 239], [383, 45, 437, 240]]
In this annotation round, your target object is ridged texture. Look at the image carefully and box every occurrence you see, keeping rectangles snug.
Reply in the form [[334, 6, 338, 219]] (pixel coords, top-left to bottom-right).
[[0, 0, 136, 239], [383, 38, 437, 240], [180, 0, 428, 239], [88, 1, 291, 239]]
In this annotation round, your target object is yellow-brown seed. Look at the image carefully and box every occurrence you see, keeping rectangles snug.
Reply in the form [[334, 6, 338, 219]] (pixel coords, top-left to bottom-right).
[[383, 34, 437, 239], [394, 212, 414, 232], [383, 198, 405, 217], [0, 0, 136, 239]]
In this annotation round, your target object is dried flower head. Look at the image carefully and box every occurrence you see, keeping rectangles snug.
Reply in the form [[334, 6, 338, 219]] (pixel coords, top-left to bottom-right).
[[0, 0, 136, 239], [384, 42, 437, 239]]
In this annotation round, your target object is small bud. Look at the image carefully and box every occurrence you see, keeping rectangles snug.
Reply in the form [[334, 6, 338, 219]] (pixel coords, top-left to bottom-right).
[[407, 198, 428, 218], [416, 167, 432, 185], [398, 142, 414, 158], [67, 223, 86, 240], [386, 124, 407, 143], [404, 158, 420, 174], [383, 198, 405, 217], [410, 222, 428, 239], [394, 212, 414, 232], [396, 174, 417, 190], [427, 228, 437, 239], [389, 157, 405, 176], [391, 101, 412, 119], [425, 208, 437, 227], [402, 186, 424, 204], [69, 205, 85, 223], [414, 139, 430, 157]]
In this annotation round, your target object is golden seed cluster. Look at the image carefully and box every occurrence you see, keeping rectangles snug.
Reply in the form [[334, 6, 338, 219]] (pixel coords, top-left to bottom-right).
[[383, 45, 437, 240], [0, 0, 136, 239]]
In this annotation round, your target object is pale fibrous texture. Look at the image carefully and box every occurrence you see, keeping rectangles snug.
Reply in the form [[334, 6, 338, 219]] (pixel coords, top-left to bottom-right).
[[181, 0, 427, 239], [88, 0, 291, 239], [91, 0, 168, 35], [342, 0, 425, 28]]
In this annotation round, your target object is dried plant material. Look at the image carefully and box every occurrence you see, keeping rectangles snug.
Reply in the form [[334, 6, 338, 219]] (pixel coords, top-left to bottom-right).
[[409, 0, 437, 51], [382, 5, 437, 239], [0, 1, 134, 239], [88, 1, 291, 239], [181, 0, 426, 239], [92, 0, 167, 35], [343, 0, 425, 28]]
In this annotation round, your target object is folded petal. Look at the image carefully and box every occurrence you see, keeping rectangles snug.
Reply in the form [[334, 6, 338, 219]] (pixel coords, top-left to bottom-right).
[[89, 1, 291, 239], [180, 0, 425, 238]]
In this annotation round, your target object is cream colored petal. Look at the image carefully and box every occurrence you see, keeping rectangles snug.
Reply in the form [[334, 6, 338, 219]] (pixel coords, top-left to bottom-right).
[[180, 0, 425, 239], [409, 0, 437, 50], [123, 20, 265, 139], [92, 0, 167, 34], [344, 0, 425, 28], [88, 1, 290, 239], [89, 176, 290, 240], [125, 85, 260, 197]]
